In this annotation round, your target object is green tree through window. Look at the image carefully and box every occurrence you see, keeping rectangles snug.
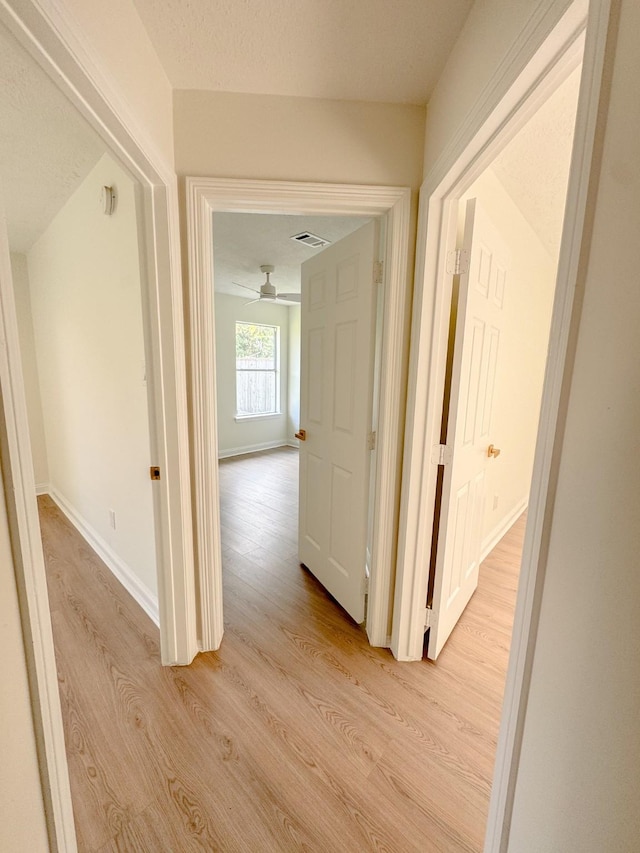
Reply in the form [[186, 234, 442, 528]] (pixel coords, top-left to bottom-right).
[[235, 322, 279, 416]]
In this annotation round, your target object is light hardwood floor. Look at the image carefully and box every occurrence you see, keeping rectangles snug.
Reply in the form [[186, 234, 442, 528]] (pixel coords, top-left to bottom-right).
[[41, 447, 524, 852]]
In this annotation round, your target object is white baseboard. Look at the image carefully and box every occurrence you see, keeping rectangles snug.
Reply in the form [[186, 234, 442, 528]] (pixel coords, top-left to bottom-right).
[[286, 440, 299, 449], [35, 482, 50, 496], [481, 498, 528, 563], [218, 440, 293, 459], [48, 486, 159, 626]]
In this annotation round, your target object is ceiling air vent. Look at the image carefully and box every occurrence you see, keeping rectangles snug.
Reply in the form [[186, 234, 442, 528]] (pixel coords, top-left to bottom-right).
[[290, 231, 331, 249]]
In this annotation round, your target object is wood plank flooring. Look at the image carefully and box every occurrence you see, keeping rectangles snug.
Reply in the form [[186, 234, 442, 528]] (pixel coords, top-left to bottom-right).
[[40, 447, 524, 852]]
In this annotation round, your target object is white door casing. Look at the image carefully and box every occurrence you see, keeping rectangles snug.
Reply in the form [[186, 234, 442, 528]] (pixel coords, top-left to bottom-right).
[[298, 221, 377, 623], [0, 2, 198, 669], [186, 178, 411, 651], [0, 195, 78, 849], [428, 199, 509, 659], [391, 0, 612, 848]]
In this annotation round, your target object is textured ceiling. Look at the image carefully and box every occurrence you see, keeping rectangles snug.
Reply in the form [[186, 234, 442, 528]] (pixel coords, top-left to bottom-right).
[[0, 24, 105, 253], [492, 66, 582, 259], [132, 0, 473, 103], [213, 212, 370, 299]]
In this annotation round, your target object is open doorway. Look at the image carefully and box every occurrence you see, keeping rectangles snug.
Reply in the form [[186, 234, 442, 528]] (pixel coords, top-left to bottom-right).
[[187, 180, 411, 652], [426, 64, 582, 659], [1, 18, 162, 627], [211, 211, 381, 627], [0, 18, 182, 846]]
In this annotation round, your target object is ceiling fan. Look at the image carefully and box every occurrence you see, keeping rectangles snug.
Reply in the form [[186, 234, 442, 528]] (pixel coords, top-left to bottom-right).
[[234, 265, 301, 305]]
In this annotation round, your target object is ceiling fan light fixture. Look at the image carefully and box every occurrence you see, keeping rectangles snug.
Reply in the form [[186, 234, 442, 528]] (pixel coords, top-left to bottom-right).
[[237, 264, 300, 304], [259, 265, 277, 298]]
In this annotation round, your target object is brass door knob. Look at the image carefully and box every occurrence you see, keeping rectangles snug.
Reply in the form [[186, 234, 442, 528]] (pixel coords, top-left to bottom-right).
[[487, 444, 501, 458], [295, 429, 306, 441]]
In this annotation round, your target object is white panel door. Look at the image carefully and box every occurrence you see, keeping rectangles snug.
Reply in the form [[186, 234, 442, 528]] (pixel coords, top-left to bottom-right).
[[298, 220, 377, 623], [428, 199, 510, 659]]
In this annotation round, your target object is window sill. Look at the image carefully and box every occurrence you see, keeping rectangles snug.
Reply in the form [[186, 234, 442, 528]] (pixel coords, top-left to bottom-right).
[[234, 413, 283, 423]]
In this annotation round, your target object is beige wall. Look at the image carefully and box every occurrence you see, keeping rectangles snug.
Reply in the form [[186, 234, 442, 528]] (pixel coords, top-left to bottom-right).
[[174, 91, 425, 189], [425, 0, 640, 849], [0, 466, 49, 852], [423, 0, 572, 175], [458, 169, 557, 547], [27, 152, 157, 599], [61, 0, 174, 169], [10, 253, 49, 488], [215, 293, 293, 456]]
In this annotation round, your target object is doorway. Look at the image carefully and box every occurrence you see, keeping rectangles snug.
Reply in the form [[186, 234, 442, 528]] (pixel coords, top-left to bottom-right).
[[212, 211, 378, 624], [186, 178, 411, 651], [0, 10, 196, 846], [426, 63, 582, 659], [394, 0, 611, 847], [0, 13, 162, 628]]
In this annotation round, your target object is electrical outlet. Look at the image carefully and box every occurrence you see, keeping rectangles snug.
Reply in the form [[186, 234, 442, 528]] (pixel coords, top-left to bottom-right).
[[493, 495, 499, 511], [109, 509, 116, 530]]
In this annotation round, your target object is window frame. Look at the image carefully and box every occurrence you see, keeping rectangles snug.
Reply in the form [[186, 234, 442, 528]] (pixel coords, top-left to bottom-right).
[[234, 321, 281, 420]]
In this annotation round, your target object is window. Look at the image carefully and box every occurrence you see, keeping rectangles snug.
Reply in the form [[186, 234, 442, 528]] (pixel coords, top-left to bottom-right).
[[235, 322, 280, 417]]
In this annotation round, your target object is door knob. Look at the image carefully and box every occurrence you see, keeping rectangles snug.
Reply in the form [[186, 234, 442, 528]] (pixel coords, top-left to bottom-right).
[[295, 429, 306, 441], [487, 444, 501, 458]]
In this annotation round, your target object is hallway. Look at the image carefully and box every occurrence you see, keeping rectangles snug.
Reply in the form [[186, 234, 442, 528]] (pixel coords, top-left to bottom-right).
[[42, 447, 523, 851]]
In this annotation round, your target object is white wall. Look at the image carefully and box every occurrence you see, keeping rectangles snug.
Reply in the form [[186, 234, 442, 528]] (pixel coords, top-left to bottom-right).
[[0, 466, 49, 852], [424, 0, 640, 850], [215, 293, 293, 456], [27, 152, 158, 600], [458, 169, 557, 548], [10, 254, 49, 489], [287, 304, 301, 442], [174, 91, 425, 190]]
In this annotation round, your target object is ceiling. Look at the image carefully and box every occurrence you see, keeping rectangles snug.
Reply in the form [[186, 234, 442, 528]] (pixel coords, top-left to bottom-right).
[[213, 213, 369, 299], [1, 8, 579, 281], [491, 66, 582, 258], [0, 24, 105, 253], [132, 0, 473, 104]]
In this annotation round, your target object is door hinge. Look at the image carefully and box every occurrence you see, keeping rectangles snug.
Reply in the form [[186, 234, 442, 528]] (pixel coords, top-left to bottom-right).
[[373, 260, 384, 285], [367, 431, 377, 451], [446, 248, 469, 276], [150, 466, 161, 480], [363, 575, 370, 595], [424, 606, 432, 631], [431, 444, 452, 466]]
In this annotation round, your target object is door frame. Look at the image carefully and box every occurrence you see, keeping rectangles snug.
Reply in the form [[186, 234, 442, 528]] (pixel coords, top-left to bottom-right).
[[0, 2, 197, 665], [186, 178, 411, 649], [392, 0, 611, 849], [0, 0, 198, 848]]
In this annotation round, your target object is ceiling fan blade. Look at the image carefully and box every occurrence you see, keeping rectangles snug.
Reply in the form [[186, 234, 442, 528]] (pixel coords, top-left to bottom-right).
[[278, 293, 301, 303], [233, 280, 260, 294], [244, 298, 261, 306]]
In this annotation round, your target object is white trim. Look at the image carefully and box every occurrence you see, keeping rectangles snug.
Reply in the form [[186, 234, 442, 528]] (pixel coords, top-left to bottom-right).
[[0, 210, 77, 850], [35, 482, 49, 496], [0, 3, 198, 852], [392, 1, 612, 851], [187, 178, 411, 651], [234, 413, 283, 423], [480, 499, 528, 564], [48, 487, 159, 626], [487, 5, 613, 849], [218, 440, 293, 460], [0, 0, 197, 669]]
